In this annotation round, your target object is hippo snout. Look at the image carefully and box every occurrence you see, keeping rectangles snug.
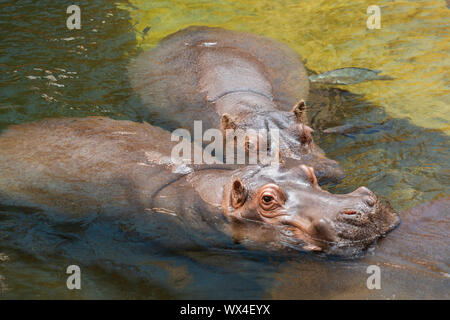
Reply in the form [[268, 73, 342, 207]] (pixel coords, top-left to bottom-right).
[[287, 183, 400, 253], [341, 186, 378, 216], [328, 187, 400, 247]]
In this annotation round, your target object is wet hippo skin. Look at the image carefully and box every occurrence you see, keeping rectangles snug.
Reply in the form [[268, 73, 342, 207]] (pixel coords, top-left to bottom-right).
[[0, 117, 399, 255], [129, 26, 344, 184]]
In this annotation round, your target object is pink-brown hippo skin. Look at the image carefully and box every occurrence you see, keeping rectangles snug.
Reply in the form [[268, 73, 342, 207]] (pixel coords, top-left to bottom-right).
[[129, 26, 344, 184], [0, 117, 399, 255]]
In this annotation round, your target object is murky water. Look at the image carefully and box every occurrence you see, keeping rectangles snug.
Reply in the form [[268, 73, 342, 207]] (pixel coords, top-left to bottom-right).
[[0, 0, 449, 299]]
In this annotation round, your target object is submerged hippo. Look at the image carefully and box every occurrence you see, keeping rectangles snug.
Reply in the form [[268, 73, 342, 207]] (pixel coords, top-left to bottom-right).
[[129, 26, 344, 184], [0, 117, 399, 254]]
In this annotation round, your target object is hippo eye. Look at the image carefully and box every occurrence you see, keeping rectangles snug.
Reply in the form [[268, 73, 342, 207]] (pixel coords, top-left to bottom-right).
[[259, 192, 279, 211], [257, 184, 286, 216]]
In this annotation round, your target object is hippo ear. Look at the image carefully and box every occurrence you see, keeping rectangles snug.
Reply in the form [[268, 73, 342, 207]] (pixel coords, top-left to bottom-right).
[[231, 178, 247, 208], [221, 113, 236, 131], [291, 99, 307, 123], [299, 124, 314, 146], [300, 165, 319, 187]]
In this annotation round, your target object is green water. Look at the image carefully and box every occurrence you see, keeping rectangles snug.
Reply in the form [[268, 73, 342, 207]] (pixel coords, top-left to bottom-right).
[[0, 0, 448, 299]]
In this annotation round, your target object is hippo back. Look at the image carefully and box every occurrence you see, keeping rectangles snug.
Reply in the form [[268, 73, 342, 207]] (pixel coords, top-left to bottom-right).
[[0, 117, 188, 215], [129, 26, 309, 129]]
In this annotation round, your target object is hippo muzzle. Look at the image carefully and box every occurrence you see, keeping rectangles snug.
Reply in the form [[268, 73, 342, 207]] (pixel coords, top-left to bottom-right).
[[284, 186, 400, 253]]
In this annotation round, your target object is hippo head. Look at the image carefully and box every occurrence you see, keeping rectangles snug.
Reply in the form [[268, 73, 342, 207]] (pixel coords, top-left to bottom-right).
[[222, 164, 400, 255], [220, 100, 344, 184]]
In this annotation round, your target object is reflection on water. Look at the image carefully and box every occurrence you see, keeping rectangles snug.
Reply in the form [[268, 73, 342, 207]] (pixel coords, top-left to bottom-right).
[[0, 0, 448, 299]]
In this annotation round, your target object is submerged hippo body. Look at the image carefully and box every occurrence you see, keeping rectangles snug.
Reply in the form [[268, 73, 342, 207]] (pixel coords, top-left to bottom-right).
[[0, 117, 399, 254], [129, 26, 343, 183]]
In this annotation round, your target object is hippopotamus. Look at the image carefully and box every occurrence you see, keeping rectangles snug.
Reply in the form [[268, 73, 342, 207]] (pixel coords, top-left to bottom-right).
[[0, 117, 399, 254], [129, 26, 345, 184]]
